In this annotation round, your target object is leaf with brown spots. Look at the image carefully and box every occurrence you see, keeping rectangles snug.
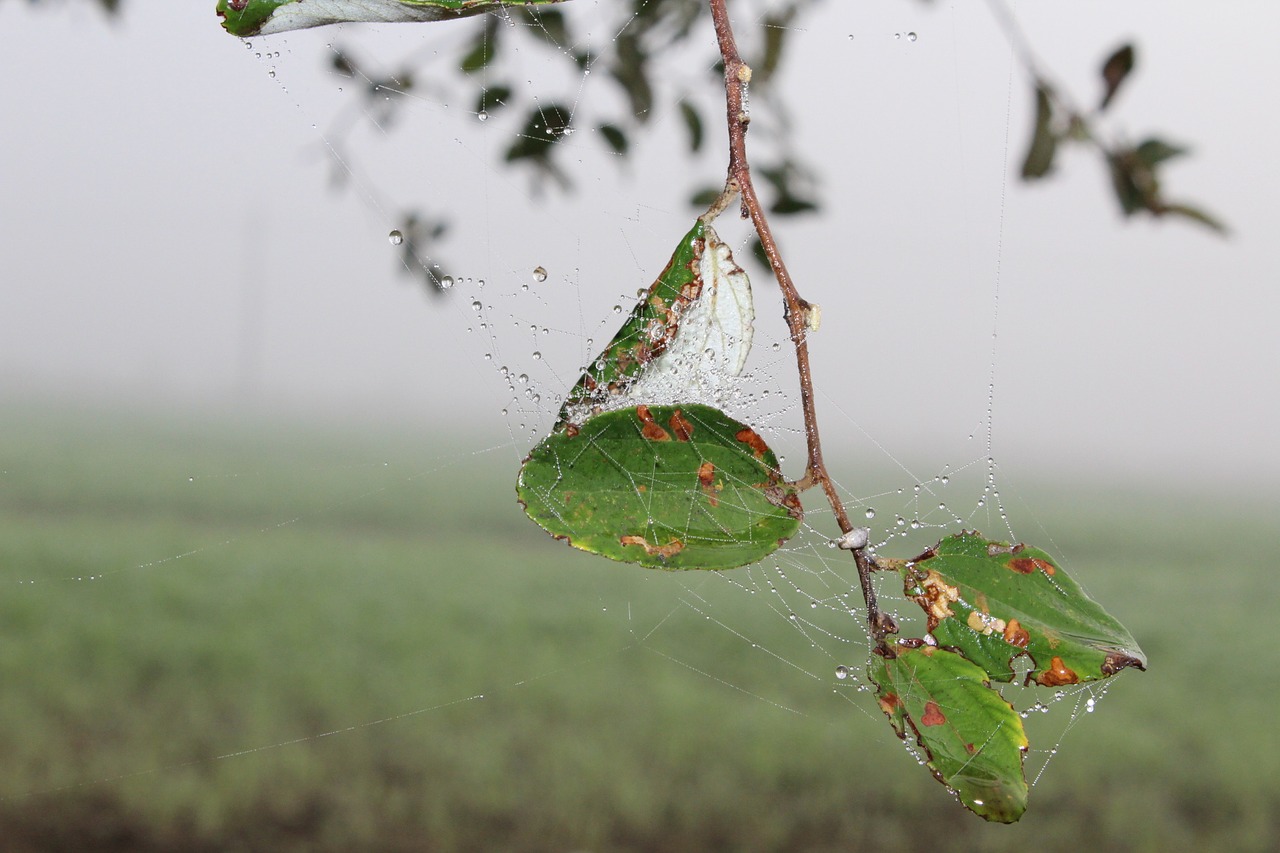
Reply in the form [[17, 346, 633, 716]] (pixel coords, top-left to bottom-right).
[[518, 404, 801, 570], [870, 644, 1029, 823], [896, 531, 1145, 685]]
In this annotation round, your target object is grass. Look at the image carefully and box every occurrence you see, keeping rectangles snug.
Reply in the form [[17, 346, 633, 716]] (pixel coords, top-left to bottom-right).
[[1, 402, 1276, 851]]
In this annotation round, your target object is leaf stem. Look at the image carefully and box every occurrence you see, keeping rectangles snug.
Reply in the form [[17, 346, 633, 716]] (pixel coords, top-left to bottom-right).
[[706, 0, 884, 645]]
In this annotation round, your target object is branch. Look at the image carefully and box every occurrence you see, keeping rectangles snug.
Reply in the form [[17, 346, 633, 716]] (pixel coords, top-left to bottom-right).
[[705, 0, 886, 644]]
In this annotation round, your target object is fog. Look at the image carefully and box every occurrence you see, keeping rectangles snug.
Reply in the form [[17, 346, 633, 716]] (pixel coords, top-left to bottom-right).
[[2, 0, 1276, 496]]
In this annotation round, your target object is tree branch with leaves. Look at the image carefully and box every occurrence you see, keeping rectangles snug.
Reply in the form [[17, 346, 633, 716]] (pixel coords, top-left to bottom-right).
[[203, 0, 1221, 823]]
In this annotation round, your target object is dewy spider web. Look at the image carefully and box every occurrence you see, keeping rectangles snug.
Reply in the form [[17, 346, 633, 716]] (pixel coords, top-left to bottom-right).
[[3, 0, 1128, 819]]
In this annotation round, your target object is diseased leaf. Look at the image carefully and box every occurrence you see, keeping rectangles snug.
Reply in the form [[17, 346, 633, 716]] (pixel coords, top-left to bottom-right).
[[216, 0, 569, 38], [871, 644, 1028, 823], [1021, 83, 1057, 180], [897, 531, 1146, 685], [1100, 43, 1135, 111], [518, 404, 801, 570], [558, 221, 754, 430]]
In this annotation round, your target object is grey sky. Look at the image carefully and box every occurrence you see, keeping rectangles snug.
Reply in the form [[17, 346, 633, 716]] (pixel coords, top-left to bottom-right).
[[1, 0, 1276, 496]]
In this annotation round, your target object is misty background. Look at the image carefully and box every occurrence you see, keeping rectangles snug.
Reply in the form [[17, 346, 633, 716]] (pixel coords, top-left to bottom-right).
[[2, 0, 1276, 499]]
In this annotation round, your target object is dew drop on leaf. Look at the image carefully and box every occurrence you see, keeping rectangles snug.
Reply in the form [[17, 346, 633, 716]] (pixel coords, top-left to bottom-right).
[[388, 230, 403, 246]]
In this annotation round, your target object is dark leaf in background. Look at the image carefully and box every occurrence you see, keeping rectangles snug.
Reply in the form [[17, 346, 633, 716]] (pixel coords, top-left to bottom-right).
[[460, 16, 501, 73], [505, 103, 574, 188], [689, 186, 722, 207], [612, 32, 654, 122], [1021, 84, 1057, 179], [475, 84, 514, 116], [598, 123, 629, 156], [679, 100, 704, 153], [1135, 137, 1187, 168], [1100, 43, 1135, 111]]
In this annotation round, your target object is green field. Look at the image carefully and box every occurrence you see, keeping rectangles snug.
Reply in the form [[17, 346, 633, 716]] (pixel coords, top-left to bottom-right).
[[1, 403, 1276, 852]]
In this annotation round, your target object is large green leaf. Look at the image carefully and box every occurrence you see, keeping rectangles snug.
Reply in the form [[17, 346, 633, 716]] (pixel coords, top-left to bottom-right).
[[870, 644, 1029, 823], [216, 0, 569, 38], [558, 220, 753, 430], [896, 531, 1146, 685], [518, 404, 801, 570]]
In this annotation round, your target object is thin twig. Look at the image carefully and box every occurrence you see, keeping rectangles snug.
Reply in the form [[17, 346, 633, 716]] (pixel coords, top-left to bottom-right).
[[706, 0, 884, 644]]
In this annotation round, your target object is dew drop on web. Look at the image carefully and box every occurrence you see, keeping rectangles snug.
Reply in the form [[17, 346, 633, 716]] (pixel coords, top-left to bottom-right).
[[388, 230, 403, 246]]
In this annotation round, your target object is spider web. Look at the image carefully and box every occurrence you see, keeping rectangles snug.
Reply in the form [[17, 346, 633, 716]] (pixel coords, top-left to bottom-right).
[[0, 0, 1139, 838]]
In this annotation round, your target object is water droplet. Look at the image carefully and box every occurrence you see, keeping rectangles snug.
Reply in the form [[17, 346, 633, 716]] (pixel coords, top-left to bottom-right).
[[267, 68, 276, 78], [388, 230, 404, 246], [532, 351, 542, 360], [864, 508, 876, 519], [517, 373, 529, 384], [1086, 698, 1096, 713], [245, 42, 253, 50], [894, 32, 901, 40], [835, 665, 850, 680], [771, 342, 781, 352], [477, 110, 489, 122], [612, 305, 622, 314], [471, 300, 483, 311], [533, 266, 548, 282], [941, 475, 949, 485], [908, 31, 918, 41]]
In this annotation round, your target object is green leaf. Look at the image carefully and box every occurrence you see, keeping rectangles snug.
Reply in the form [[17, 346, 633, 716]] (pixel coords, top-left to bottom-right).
[[1099, 43, 1135, 111], [517, 404, 802, 570], [216, 0, 569, 38], [1020, 83, 1057, 180], [559, 221, 754, 430], [897, 531, 1146, 685], [871, 644, 1029, 823]]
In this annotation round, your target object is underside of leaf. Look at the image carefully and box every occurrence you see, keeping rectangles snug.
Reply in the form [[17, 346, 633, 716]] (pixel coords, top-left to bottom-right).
[[216, 0, 568, 37], [558, 221, 753, 429]]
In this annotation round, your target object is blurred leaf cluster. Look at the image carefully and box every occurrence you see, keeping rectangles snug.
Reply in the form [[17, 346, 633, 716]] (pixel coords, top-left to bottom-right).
[[1021, 43, 1224, 232]]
